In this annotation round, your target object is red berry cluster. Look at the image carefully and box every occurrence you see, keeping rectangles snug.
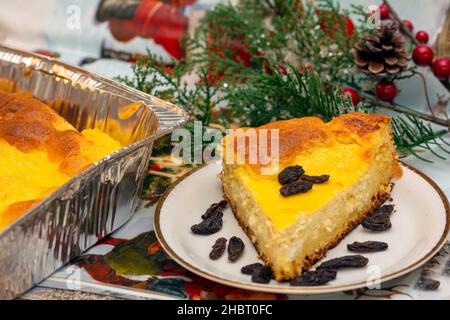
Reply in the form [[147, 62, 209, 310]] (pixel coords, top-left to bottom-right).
[[412, 41, 450, 81], [371, 4, 450, 103], [401, 17, 450, 81]]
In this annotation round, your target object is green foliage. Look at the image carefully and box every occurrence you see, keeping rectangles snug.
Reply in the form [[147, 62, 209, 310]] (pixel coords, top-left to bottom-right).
[[392, 115, 450, 162], [226, 65, 359, 126], [117, 0, 449, 162]]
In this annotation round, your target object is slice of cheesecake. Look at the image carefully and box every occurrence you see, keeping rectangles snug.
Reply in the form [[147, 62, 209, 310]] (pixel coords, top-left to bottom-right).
[[220, 112, 399, 281]]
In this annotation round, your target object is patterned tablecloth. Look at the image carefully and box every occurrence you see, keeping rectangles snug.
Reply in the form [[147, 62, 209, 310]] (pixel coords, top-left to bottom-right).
[[33, 189, 450, 300], [0, 0, 448, 300]]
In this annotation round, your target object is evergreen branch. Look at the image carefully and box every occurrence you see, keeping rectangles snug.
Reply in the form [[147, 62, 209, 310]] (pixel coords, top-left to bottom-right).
[[116, 0, 449, 164], [225, 62, 360, 126], [440, 136, 450, 147], [361, 95, 449, 127], [392, 115, 449, 161]]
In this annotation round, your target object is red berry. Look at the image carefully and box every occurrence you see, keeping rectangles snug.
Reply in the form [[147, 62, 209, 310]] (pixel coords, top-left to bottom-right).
[[341, 87, 360, 106], [379, 4, 390, 20], [211, 107, 219, 119], [299, 65, 313, 73], [415, 30, 429, 44], [403, 19, 414, 32], [432, 57, 450, 80], [346, 17, 355, 37], [318, 11, 355, 41], [150, 164, 161, 171], [376, 81, 397, 102], [413, 44, 434, 66]]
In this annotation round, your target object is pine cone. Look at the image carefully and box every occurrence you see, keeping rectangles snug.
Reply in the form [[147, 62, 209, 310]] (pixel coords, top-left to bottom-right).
[[353, 23, 410, 75]]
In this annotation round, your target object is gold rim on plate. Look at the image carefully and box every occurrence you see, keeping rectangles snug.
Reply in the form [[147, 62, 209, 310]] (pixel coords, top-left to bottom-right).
[[154, 162, 450, 294]]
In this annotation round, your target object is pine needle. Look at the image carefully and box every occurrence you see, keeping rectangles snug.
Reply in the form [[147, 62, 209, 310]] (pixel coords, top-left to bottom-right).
[[392, 115, 449, 161]]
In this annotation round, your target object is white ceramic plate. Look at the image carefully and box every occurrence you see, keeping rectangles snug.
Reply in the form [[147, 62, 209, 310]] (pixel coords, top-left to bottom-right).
[[155, 163, 449, 294]]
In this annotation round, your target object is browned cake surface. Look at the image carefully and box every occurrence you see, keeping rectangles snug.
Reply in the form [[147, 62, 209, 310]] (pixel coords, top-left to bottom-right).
[[0, 91, 121, 231]]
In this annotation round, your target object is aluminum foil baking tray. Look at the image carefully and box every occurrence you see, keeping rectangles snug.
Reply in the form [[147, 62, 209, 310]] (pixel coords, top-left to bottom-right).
[[0, 45, 188, 299]]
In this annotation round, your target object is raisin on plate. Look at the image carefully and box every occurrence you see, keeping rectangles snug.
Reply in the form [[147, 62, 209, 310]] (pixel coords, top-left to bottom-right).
[[347, 241, 388, 253], [251, 266, 273, 284], [209, 237, 227, 260], [318, 255, 369, 270], [290, 269, 337, 286], [241, 263, 264, 275], [202, 200, 228, 220], [228, 236, 245, 262], [362, 212, 392, 231], [191, 211, 223, 235]]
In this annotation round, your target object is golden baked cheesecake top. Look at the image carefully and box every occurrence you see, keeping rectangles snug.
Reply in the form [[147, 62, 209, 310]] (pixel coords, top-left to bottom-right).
[[222, 112, 399, 230], [0, 91, 122, 231]]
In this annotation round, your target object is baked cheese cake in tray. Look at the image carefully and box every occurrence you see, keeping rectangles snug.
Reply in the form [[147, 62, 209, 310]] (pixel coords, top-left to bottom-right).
[[220, 112, 400, 281], [0, 90, 123, 231]]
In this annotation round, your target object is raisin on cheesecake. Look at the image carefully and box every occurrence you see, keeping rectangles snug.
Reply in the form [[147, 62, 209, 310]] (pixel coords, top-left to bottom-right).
[[220, 113, 400, 281]]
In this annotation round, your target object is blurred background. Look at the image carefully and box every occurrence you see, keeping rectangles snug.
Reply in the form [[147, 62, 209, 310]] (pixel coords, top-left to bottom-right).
[[0, 0, 448, 78]]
